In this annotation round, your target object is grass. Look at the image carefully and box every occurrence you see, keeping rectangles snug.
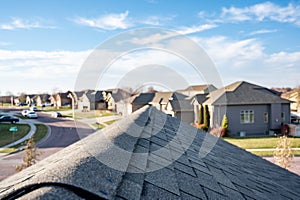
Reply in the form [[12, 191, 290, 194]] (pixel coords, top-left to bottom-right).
[[104, 119, 119, 125], [0, 124, 48, 153], [249, 150, 300, 157], [92, 123, 105, 129], [72, 110, 116, 119], [224, 137, 300, 149], [0, 124, 30, 146], [33, 124, 48, 143], [40, 107, 71, 112]]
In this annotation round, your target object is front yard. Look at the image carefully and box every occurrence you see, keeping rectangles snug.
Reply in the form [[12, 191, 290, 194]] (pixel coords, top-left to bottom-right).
[[224, 137, 300, 156]]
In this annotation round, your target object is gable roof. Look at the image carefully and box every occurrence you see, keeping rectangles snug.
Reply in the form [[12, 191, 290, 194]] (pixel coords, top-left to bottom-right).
[[86, 91, 109, 102], [170, 99, 194, 111], [193, 94, 209, 105], [177, 84, 217, 95], [151, 92, 173, 104], [132, 93, 155, 104], [205, 81, 291, 106], [1, 106, 300, 199]]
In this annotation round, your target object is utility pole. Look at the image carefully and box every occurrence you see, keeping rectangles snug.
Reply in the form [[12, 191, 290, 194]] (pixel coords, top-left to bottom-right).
[[67, 93, 75, 119]]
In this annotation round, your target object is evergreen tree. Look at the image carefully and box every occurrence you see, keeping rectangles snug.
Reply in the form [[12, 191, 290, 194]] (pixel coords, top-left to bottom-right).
[[221, 115, 229, 129], [203, 105, 210, 128], [199, 104, 204, 124]]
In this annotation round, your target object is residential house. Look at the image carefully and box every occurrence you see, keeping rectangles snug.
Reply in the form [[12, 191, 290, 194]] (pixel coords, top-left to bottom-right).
[[204, 81, 291, 136], [132, 93, 155, 112], [131, 92, 173, 114], [26, 94, 36, 105], [177, 84, 217, 97], [1, 106, 300, 199], [168, 92, 194, 123], [0, 96, 13, 105], [282, 88, 300, 112], [55, 92, 72, 108], [78, 90, 110, 111], [110, 89, 134, 116]]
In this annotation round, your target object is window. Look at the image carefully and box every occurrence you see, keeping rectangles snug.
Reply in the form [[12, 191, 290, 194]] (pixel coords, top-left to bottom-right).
[[240, 110, 254, 124], [281, 112, 285, 122], [264, 112, 268, 123]]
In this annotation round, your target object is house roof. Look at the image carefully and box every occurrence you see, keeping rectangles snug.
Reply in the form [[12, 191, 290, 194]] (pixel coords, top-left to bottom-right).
[[170, 99, 194, 112], [151, 92, 173, 104], [1, 106, 300, 199], [86, 91, 108, 102], [194, 94, 209, 105], [205, 81, 291, 106], [132, 93, 155, 104], [177, 85, 217, 95]]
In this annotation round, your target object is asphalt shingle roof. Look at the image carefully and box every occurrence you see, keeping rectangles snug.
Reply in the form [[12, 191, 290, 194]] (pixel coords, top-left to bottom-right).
[[205, 81, 291, 105], [1, 106, 300, 199]]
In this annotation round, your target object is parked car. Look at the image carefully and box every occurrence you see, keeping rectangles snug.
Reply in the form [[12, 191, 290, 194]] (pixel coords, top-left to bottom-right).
[[42, 102, 53, 107], [0, 116, 19, 124], [51, 112, 62, 118], [21, 109, 30, 117], [18, 102, 28, 106], [30, 106, 38, 112], [27, 111, 38, 119]]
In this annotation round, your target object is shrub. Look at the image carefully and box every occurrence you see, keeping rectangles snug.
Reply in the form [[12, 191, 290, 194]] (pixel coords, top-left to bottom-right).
[[221, 115, 229, 137]]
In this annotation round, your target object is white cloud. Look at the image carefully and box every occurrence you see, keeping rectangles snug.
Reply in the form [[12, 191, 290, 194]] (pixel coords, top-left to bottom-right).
[[177, 24, 217, 35], [0, 50, 90, 94], [141, 15, 175, 26], [221, 2, 300, 26], [190, 35, 300, 87], [0, 18, 56, 30], [248, 29, 277, 35], [75, 11, 132, 30]]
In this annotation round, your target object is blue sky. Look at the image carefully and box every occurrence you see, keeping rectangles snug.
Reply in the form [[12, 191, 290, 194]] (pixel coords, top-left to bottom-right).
[[1, 0, 300, 94]]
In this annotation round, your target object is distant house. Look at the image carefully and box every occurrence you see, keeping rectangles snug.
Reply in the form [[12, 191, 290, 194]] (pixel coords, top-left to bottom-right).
[[26, 95, 36, 105], [205, 81, 291, 136], [110, 89, 133, 116], [282, 88, 300, 112], [132, 92, 173, 114], [78, 90, 110, 111], [55, 92, 72, 108], [168, 92, 194, 123], [132, 93, 156, 112], [177, 84, 217, 97], [0, 96, 13, 105]]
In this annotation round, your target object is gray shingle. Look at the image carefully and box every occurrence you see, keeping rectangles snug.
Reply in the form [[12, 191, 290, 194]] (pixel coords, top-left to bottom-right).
[[145, 167, 180, 195], [175, 170, 207, 199]]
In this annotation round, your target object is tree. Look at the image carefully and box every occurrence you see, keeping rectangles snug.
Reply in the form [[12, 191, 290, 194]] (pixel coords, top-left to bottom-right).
[[198, 104, 204, 124], [221, 115, 229, 137], [274, 135, 293, 169], [16, 137, 40, 172], [203, 105, 210, 128]]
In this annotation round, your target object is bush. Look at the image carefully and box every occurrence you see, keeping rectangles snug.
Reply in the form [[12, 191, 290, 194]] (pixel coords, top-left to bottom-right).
[[221, 115, 229, 137]]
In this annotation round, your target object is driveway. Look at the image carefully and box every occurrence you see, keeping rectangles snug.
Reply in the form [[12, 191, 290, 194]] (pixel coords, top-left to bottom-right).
[[264, 156, 300, 175]]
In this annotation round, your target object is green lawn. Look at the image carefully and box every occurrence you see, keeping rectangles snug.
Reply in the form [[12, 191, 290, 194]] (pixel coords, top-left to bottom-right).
[[104, 119, 119, 125], [224, 137, 300, 149], [0, 124, 30, 146], [0, 124, 48, 153], [33, 124, 48, 143], [249, 150, 300, 157], [92, 123, 105, 129]]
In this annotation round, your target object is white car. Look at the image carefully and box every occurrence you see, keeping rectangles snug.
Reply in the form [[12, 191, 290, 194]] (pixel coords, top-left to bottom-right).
[[21, 110, 30, 117], [27, 111, 38, 119]]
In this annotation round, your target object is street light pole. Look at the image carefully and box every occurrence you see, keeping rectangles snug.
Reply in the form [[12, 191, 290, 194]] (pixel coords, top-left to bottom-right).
[[67, 94, 75, 119]]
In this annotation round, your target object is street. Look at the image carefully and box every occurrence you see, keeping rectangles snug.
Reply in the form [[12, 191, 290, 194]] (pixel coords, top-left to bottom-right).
[[0, 108, 95, 181]]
